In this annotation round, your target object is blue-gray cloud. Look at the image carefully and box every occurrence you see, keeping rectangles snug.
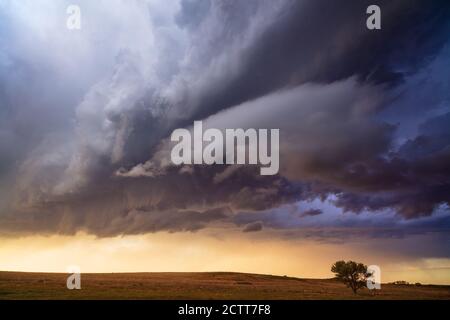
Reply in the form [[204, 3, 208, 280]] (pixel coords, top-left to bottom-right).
[[0, 0, 449, 240]]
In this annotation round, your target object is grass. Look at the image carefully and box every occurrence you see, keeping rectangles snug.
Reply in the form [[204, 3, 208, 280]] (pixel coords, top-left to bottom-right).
[[0, 271, 449, 300]]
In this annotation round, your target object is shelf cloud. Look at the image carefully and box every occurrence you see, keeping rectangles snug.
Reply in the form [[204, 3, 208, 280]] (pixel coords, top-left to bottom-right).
[[0, 0, 450, 248]]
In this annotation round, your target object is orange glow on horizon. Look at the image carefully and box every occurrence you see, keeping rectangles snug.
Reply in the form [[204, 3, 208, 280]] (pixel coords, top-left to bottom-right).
[[0, 230, 449, 285]]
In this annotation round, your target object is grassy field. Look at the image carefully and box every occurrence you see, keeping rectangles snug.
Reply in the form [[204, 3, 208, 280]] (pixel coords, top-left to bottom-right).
[[0, 271, 449, 300]]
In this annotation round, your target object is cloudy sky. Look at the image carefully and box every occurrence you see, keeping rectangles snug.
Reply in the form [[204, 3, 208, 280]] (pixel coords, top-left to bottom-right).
[[0, 0, 450, 284]]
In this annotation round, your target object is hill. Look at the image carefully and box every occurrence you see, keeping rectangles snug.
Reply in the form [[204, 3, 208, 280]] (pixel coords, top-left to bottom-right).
[[0, 271, 449, 300]]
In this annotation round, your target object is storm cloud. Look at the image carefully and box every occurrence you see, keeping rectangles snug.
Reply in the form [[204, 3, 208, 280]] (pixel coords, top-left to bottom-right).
[[1, 0, 450, 239]]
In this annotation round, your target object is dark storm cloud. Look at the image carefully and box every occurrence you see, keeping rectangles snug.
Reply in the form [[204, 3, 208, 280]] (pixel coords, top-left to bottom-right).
[[331, 112, 450, 218], [242, 221, 263, 233], [1, 0, 450, 237], [233, 202, 450, 243], [300, 209, 323, 218], [185, 0, 450, 121], [1, 163, 303, 236]]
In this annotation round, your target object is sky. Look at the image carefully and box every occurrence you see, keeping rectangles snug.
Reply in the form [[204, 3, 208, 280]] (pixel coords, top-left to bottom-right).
[[0, 0, 450, 284]]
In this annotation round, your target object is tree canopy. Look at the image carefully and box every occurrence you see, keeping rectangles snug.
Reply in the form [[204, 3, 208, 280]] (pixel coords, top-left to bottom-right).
[[331, 260, 371, 294]]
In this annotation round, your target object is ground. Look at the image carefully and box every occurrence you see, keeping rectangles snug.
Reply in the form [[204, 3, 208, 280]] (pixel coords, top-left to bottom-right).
[[0, 271, 449, 300]]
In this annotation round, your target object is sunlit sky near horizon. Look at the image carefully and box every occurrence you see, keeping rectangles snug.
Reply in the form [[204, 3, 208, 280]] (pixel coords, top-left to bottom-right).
[[1, 232, 449, 285]]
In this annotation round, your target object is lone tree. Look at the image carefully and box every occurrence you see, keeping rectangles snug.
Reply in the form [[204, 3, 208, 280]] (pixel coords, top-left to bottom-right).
[[331, 260, 371, 294]]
